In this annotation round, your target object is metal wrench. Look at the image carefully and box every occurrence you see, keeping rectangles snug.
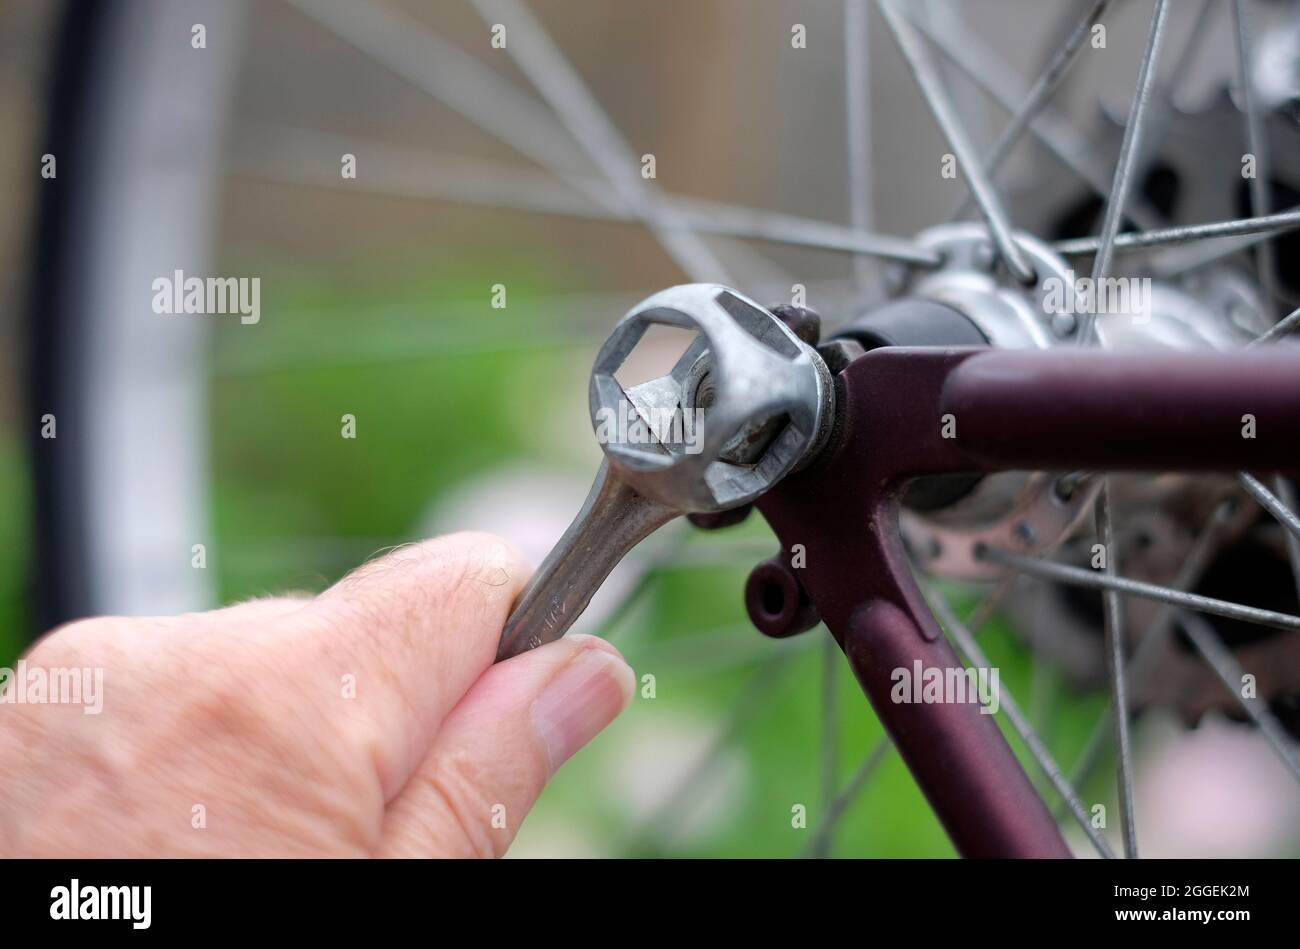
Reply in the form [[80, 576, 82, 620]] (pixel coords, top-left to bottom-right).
[[496, 284, 833, 661]]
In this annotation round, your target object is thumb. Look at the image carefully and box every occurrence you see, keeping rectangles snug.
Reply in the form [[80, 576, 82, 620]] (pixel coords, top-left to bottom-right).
[[379, 634, 634, 857]]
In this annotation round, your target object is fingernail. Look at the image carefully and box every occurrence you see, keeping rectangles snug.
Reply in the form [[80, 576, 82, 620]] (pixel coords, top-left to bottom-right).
[[532, 647, 634, 775]]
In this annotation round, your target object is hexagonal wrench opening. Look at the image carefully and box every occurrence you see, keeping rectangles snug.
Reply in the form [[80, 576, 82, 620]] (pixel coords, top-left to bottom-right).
[[588, 284, 832, 513]]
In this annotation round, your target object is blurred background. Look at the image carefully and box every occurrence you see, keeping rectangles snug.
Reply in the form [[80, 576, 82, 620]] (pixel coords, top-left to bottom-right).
[[2, 0, 1298, 857]]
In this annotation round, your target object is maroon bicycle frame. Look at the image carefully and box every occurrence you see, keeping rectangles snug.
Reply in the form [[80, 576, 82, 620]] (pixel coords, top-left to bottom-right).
[[751, 346, 1300, 858]]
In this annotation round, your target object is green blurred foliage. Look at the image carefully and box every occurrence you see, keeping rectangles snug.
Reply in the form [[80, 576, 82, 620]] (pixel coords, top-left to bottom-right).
[[0, 437, 29, 665]]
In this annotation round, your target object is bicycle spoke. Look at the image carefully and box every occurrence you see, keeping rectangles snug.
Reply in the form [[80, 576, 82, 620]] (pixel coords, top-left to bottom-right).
[[596, 533, 690, 642], [1220, 0, 1300, 602], [1117, 498, 1237, 663], [814, 631, 840, 858], [211, 278, 860, 377], [836, 21, 901, 853], [1232, 0, 1280, 314], [902, 1, 1162, 231], [925, 583, 1116, 859], [1177, 612, 1300, 784], [1051, 499, 1238, 820], [1127, 499, 1238, 646], [621, 657, 792, 856], [681, 198, 942, 265], [286, 0, 758, 282], [877, 0, 1035, 283], [1239, 473, 1300, 545], [469, 0, 728, 282], [1055, 207, 1300, 256], [1095, 483, 1138, 857], [1055, 709, 1112, 822], [626, 623, 814, 683], [801, 737, 890, 858], [979, 546, 1300, 633], [1227, 284, 1300, 592], [1249, 303, 1300, 346], [1077, 0, 1170, 345], [845, 0, 876, 290], [237, 129, 603, 215], [951, 0, 1109, 221], [963, 574, 1017, 632], [1237, 469, 1300, 601], [1271, 478, 1300, 600], [281, 0, 609, 208], [1153, 227, 1279, 276], [660, 538, 795, 569], [802, 581, 1008, 853], [238, 130, 941, 265], [1028, 590, 1058, 752], [1120, 500, 1237, 676]]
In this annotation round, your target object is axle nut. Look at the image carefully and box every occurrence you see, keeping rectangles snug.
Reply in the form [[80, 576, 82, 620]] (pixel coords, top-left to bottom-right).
[[589, 284, 832, 513]]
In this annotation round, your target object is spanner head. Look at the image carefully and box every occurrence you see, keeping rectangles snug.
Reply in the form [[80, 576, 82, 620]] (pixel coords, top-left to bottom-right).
[[588, 284, 833, 513]]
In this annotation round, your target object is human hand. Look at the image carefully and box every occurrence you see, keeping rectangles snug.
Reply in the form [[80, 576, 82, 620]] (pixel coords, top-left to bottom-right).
[[0, 533, 634, 857]]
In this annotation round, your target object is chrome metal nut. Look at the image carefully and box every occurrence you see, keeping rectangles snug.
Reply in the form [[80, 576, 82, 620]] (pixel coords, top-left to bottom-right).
[[589, 284, 832, 513]]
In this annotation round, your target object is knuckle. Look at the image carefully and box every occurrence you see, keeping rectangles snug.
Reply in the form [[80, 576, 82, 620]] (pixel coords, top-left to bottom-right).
[[354, 532, 525, 598], [322, 531, 527, 642], [444, 530, 527, 572], [433, 531, 530, 616]]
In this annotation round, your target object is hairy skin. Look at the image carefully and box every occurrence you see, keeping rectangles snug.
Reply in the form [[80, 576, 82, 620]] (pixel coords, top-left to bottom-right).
[[0, 532, 634, 857]]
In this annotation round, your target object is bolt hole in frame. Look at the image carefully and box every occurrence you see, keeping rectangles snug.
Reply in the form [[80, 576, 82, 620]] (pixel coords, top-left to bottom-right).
[[22, 0, 1300, 860]]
